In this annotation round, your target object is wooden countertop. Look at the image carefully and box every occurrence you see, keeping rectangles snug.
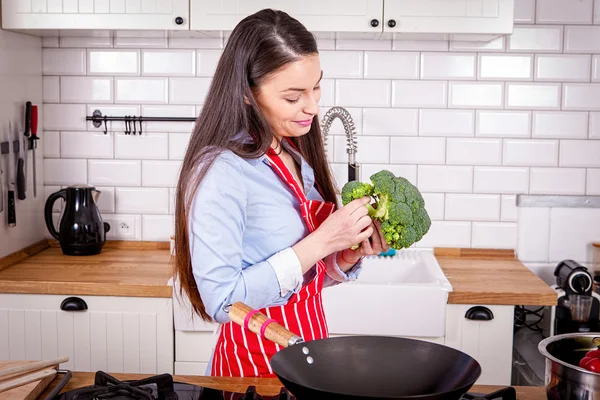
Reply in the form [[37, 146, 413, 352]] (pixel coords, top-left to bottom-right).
[[0, 242, 557, 306], [39, 371, 546, 399]]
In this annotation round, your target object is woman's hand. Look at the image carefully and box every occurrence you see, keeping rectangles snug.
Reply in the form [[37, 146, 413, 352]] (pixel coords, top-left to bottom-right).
[[336, 220, 391, 271]]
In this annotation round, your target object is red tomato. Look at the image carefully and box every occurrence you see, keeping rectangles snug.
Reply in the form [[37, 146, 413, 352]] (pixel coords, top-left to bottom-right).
[[586, 358, 600, 372], [580, 357, 592, 368], [586, 349, 600, 359]]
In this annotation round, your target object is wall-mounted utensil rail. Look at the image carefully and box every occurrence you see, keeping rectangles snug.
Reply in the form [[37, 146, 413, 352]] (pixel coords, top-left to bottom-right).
[[86, 109, 196, 135]]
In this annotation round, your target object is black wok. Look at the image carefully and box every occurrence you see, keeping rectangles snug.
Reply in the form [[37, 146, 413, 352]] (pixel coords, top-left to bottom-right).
[[228, 302, 482, 400]]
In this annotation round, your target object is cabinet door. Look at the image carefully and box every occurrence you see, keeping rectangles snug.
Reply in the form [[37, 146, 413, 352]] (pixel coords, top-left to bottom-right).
[[190, 0, 384, 32], [383, 0, 514, 34], [445, 304, 514, 386], [0, 294, 173, 374], [1, 0, 189, 30]]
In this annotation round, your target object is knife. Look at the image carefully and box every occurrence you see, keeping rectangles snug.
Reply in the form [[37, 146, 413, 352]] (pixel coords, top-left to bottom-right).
[[16, 124, 26, 200], [7, 122, 16, 226], [30, 105, 39, 197], [0, 130, 4, 213]]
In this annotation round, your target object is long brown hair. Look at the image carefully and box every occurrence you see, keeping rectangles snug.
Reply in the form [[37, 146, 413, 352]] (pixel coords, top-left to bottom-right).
[[174, 9, 338, 323]]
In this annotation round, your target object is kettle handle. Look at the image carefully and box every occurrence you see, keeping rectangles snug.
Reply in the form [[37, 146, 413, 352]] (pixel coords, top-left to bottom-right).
[[44, 189, 67, 240]]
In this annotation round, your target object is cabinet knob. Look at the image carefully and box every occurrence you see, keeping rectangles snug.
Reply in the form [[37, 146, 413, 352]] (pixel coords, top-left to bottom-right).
[[465, 306, 494, 321], [60, 297, 88, 312], [175, 16, 184, 25], [387, 19, 397, 28], [370, 19, 380, 27]]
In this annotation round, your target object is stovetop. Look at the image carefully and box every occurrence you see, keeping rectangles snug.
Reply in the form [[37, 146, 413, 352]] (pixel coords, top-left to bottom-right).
[[53, 371, 518, 400]]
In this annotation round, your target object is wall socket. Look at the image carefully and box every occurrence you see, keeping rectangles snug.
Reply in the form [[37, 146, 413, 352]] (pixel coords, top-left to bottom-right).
[[103, 215, 141, 240]]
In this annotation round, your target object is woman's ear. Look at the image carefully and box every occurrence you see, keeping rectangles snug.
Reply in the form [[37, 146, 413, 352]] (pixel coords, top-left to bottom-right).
[[243, 95, 251, 105]]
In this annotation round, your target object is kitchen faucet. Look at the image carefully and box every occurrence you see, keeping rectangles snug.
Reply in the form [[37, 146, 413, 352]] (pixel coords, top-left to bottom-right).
[[320, 106, 359, 182]]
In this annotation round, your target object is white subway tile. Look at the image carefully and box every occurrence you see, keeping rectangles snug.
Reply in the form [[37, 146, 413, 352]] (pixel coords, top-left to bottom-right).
[[476, 111, 531, 138], [319, 79, 335, 107], [549, 208, 600, 263], [86, 105, 140, 132], [169, 78, 212, 105], [516, 207, 551, 263], [507, 26, 563, 52], [514, 0, 536, 23], [536, 0, 593, 24], [43, 131, 60, 158], [364, 52, 418, 79], [421, 193, 445, 220], [336, 39, 392, 51], [42, 49, 86, 75], [44, 159, 87, 185], [316, 39, 336, 50], [44, 104, 87, 131], [472, 223, 517, 249], [45, 186, 62, 213], [363, 108, 418, 136], [169, 133, 191, 160], [393, 39, 449, 52], [115, 78, 168, 104], [596, 0, 600, 23], [320, 107, 362, 136], [88, 50, 139, 76], [60, 37, 112, 48], [478, 55, 533, 80], [506, 83, 561, 110], [142, 160, 181, 187], [115, 132, 168, 159], [420, 53, 476, 80], [115, 187, 169, 214], [61, 131, 113, 158], [169, 187, 176, 214], [95, 186, 115, 214], [449, 82, 503, 109], [587, 169, 600, 194], [535, 55, 591, 82], [114, 36, 167, 48], [530, 168, 586, 194], [142, 215, 174, 241], [389, 137, 445, 164], [450, 36, 505, 52], [564, 84, 600, 111], [501, 195, 517, 222], [42, 37, 59, 48], [335, 80, 391, 107], [197, 50, 222, 77], [474, 167, 529, 194], [417, 166, 473, 193], [360, 165, 417, 186], [169, 37, 223, 50], [142, 49, 195, 76], [445, 194, 500, 221], [60, 77, 113, 103], [419, 110, 474, 137], [593, 56, 600, 82], [43, 77, 60, 103], [415, 221, 471, 248], [532, 112, 589, 139], [334, 136, 390, 164], [559, 140, 600, 167], [591, 113, 600, 138], [503, 139, 559, 167], [141, 105, 196, 133], [88, 160, 141, 186], [565, 26, 600, 53], [320, 51, 363, 78], [392, 81, 447, 108], [446, 138, 502, 165]]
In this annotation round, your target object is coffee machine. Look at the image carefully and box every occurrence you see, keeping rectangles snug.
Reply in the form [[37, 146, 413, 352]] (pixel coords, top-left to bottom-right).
[[547, 260, 600, 336]]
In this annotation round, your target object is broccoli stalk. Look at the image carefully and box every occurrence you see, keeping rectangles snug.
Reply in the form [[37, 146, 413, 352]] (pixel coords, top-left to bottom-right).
[[340, 170, 431, 250]]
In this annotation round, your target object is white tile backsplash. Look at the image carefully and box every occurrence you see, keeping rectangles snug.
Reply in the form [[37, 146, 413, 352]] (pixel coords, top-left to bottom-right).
[[549, 208, 600, 263], [40, 20, 600, 253]]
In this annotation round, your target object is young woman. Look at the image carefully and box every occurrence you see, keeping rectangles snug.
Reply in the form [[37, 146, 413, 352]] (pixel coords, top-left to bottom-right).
[[174, 8, 390, 378]]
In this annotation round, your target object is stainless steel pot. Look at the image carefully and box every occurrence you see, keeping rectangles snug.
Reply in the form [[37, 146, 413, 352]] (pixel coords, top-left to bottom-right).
[[539, 332, 600, 400]]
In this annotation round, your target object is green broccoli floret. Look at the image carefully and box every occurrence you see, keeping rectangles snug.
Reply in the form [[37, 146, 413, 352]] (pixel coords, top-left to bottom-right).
[[340, 170, 431, 250]]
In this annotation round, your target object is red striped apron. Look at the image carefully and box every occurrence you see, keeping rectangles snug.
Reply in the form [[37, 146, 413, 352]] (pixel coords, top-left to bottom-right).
[[210, 145, 336, 377]]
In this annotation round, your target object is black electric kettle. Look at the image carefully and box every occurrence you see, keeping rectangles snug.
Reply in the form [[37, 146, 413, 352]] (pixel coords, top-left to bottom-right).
[[44, 185, 110, 256]]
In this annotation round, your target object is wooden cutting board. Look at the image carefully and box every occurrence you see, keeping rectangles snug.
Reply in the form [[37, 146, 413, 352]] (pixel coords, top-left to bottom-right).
[[0, 361, 57, 400]]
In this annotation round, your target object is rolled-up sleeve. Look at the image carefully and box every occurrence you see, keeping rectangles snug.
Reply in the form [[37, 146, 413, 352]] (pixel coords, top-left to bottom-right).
[[189, 154, 299, 324], [322, 252, 363, 288]]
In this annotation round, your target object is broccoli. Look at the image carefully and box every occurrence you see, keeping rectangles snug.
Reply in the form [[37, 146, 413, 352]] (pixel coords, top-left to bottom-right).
[[341, 170, 431, 250]]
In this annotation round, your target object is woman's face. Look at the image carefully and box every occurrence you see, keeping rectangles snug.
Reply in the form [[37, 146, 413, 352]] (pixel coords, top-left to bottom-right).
[[254, 54, 322, 141]]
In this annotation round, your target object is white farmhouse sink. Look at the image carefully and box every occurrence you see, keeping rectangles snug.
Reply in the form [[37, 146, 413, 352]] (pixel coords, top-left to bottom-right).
[[322, 250, 453, 338]]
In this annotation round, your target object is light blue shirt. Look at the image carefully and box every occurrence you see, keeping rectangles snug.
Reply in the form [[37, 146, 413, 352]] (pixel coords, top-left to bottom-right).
[[189, 139, 362, 325]]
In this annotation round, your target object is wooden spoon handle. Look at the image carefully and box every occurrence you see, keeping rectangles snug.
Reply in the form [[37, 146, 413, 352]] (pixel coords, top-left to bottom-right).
[[0, 356, 68, 378], [228, 302, 303, 348], [0, 369, 57, 393]]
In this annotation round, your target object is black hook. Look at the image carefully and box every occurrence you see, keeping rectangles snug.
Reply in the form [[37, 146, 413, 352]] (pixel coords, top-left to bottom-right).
[[124, 115, 130, 135], [132, 115, 136, 135], [138, 116, 143, 135], [103, 115, 107, 135]]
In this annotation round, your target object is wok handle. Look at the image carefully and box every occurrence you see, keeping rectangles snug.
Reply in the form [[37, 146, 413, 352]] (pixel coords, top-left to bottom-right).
[[228, 302, 304, 348]]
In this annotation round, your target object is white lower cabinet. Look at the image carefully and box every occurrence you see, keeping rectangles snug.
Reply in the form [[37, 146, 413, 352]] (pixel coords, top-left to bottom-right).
[[0, 293, 174, 374]]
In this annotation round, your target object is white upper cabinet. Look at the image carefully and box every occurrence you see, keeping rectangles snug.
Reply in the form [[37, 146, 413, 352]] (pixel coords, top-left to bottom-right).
[[190, 0, 384, 32], [383, 0, 514, 34], [1, 0, 190, 30]]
